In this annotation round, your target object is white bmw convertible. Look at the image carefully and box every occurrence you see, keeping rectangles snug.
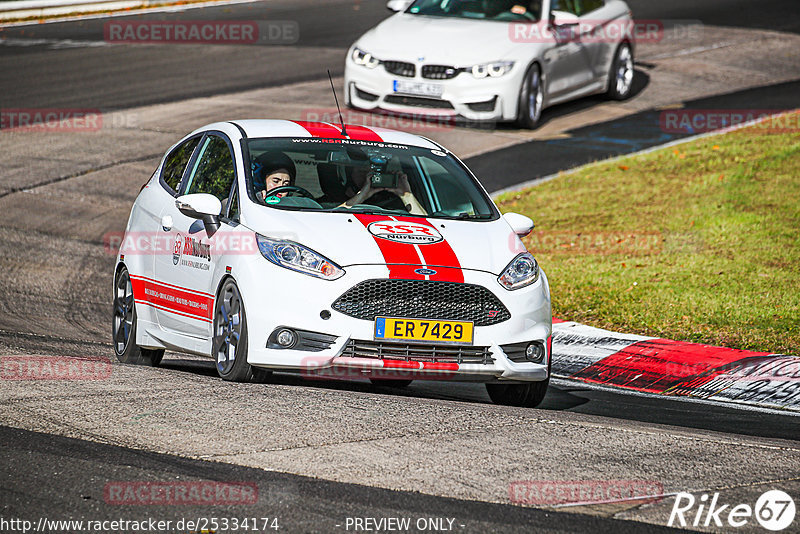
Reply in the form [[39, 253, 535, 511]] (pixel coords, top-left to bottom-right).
[[345, 0, 635, 128], [113, 120, 552, 407]]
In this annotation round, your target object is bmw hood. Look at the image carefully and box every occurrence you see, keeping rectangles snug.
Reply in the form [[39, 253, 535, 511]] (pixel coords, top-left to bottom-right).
[[245, 210, 525, 276], [355, 14, 525, 66]]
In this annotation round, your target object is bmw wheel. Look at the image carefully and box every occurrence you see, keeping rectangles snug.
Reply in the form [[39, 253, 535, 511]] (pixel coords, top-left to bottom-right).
[[486, 380, 549, 408], [517, 63, 544, 129], [112, 267, 164, 366], [607, 42, 634, 100], [213, 279, 269, 383]]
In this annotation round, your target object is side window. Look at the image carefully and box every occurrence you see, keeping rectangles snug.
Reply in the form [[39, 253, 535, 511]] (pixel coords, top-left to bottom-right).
[[228, 185, 240, 221], [161, 137, 199, 195], [550, 0, 579, 15], [580, 0, 604, 14], [184, 135, 236, 205]]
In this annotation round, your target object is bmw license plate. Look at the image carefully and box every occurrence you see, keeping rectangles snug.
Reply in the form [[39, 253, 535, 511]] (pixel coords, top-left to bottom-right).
[[375, 317, 474, 344], [392, 80, 444, 97]]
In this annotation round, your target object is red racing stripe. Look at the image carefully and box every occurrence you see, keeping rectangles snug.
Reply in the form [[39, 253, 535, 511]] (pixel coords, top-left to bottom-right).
[[354, 214, 425, 280], [343, 124, 383, 141], [291, 121, 383, 142], [291, 121, 344, 138], [130, 275, 213, 322], [394, 216, 464, 283]]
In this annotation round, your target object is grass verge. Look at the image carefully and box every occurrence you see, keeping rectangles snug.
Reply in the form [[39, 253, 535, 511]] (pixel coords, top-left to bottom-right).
[[497, 112, 800, 355]]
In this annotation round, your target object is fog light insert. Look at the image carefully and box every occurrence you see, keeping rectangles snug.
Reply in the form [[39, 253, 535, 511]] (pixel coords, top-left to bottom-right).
[[525, 342, 545, 363], [276, 328, 296, 348]]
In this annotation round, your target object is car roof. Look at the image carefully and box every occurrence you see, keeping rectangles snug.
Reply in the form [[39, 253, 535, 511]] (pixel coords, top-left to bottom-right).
[[196, 119, 444, 151]]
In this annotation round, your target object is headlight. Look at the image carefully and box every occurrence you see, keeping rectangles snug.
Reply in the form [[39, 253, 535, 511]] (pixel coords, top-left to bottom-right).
[[351, 47, 381, 69], [471, 61, 515, 79], [498, 252, 539, 290], [256, 234, 344, 280]]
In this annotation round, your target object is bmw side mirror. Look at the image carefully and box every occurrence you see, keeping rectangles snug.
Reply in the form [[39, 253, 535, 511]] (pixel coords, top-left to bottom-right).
[[550, 10, 580, 28], [387, 0, 413, 12], [176, 193, 222, 236], [504, 212, 535, 237]]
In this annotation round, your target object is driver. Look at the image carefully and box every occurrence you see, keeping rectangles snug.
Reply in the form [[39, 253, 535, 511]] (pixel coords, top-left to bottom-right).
[[252, 151, 296, 203], [339, 151, 426, 215]]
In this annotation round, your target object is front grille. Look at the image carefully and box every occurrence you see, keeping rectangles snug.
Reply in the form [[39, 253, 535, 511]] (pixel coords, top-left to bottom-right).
[[422, 65, 461, 80], [383, 60, 415, 77], [332, 279, 511, 326], [384, 95, 454, 109], [342, 339, 493, 365]]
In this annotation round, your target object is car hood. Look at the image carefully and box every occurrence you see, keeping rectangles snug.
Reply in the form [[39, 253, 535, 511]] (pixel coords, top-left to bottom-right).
[[356, 13, 528, 65], [244, 210, 524, 276]]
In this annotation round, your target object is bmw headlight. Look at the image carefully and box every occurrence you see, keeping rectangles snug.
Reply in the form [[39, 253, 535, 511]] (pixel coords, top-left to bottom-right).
[[256, 234, 344, 280], [351, 47, 381, 69], [471, 61, 515, 79], [498, 252, 539, 290]]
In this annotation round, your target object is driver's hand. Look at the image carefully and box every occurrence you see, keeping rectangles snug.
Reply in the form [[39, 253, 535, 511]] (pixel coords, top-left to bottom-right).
[[387, 172, 411, 197]]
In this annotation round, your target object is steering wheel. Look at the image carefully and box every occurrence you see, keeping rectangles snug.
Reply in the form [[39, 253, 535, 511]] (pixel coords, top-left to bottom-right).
[[263, 185, 314, 199]]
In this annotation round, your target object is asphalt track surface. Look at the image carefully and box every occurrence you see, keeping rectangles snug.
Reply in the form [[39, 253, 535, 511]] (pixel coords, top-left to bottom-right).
[[1, 0, 800, 532], [1, 425, 682, 533], [0, 0, 799, 111]]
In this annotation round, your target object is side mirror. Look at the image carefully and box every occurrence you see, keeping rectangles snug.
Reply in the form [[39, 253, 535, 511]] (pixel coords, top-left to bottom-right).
[[504, 212, 535, 237], [176, 193, 222, 236], [387, 0, 413, 12], [549, 10, 579, 27]]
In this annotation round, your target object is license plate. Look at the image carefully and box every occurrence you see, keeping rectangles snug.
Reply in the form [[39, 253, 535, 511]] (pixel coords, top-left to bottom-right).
[[392, 80, 444, 97], [374, 317, 473, 344]]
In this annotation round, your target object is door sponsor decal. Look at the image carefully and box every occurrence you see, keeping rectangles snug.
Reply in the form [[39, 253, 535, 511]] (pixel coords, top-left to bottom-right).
[[130, 275, 213, 322]]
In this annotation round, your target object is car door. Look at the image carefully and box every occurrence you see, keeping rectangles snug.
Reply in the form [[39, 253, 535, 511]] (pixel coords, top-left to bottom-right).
[[544, 0, 594, 98], [153, 132, 239, 338], [574, 0, 616, 83]]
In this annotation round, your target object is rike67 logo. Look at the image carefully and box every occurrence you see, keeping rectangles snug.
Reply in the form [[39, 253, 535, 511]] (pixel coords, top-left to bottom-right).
[[669, 490, 796, 531]]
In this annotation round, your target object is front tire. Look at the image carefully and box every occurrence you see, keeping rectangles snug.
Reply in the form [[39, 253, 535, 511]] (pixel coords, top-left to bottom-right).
[[486, 379, 549, 408], [213, 279, 269, 383], [607, 42, 634, 100], [517, 63, 544, 129], [112, 267, 164, 366]]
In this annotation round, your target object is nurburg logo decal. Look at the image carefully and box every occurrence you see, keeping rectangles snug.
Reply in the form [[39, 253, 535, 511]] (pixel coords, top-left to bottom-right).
[[367, 221, 444, 244]]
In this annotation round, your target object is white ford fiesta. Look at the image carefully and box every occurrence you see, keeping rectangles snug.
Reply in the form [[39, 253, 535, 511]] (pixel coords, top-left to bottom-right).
[[113, 120, 552, 407], [345, 0, 635, 128]]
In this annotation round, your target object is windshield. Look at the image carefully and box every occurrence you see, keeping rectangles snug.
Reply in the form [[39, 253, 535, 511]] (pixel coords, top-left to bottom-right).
[[245, 137, 498, 221], [406, 0, 541, 22]]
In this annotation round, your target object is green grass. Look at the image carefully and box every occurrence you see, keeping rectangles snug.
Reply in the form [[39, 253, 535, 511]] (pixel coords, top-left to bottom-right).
[[497, 113, 800, 355]]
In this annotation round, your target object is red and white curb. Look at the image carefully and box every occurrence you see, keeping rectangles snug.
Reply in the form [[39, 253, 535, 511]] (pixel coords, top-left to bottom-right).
[[551, 321, 800, 412]]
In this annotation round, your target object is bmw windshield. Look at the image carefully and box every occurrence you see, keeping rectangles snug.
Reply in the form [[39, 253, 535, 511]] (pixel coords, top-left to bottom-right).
[[405, 0, 542, 22], [245, 137, 498, 221]]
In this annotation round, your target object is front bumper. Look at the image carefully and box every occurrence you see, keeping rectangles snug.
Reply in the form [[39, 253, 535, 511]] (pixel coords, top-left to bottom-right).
[[344, 59, 525, 123], [238, 263, 552, 383]]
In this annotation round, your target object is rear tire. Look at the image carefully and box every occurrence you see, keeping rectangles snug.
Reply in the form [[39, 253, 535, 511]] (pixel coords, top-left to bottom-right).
[[213, 279, 270, 383], [112, 267, 164, 366], [516, 63, 544, 129], [486, 379, 549, 408], [607, 42, 634, 100]]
